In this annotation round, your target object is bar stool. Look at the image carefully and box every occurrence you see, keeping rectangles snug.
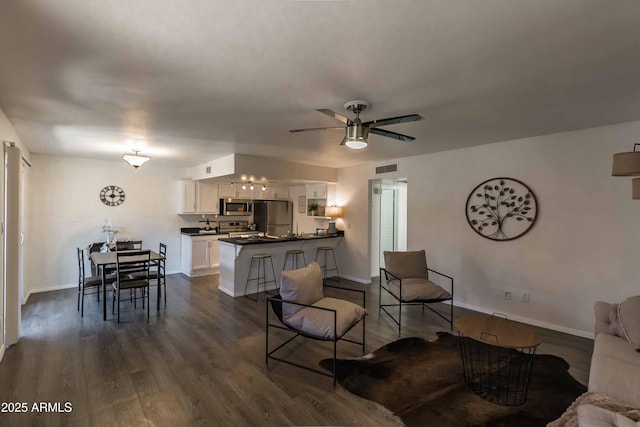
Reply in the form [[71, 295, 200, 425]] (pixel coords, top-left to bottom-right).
[[315, 246, 339, 282], [283, 249, 306, 271], [244, 253, 277, 301]]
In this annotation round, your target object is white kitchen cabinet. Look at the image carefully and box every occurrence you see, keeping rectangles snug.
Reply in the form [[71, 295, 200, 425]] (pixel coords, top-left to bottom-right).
[[306, 183, 336, 217], [255, 185, 289, 200], [306, 183, 327, 199], [219, 183, 253, 199], [179, 180, 197, 213], [181, 234, 223, 277], [197, 182, 219, 213], [178, 180, 219, 214], [272, 186, 289, 200]]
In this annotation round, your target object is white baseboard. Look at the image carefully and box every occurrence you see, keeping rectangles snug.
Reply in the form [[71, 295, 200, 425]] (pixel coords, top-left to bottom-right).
[[453, 300, 593, 339], [338, 274, 372, 285], [23, 283, 76, 304], [23, 270, 183, 304]]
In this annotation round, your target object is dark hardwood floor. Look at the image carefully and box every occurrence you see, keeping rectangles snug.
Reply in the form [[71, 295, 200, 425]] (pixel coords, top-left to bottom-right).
[[0, 274, 593, 426]]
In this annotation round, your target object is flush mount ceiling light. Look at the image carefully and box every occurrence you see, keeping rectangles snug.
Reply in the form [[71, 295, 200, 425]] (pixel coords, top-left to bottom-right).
[[612, 143, 640, 176], [122, 150, 150, 169]]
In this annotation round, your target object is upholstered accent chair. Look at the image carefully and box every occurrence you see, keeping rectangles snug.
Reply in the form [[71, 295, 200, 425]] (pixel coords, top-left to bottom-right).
[[380, 250, 453, 334], [266, 262, 367, 386]]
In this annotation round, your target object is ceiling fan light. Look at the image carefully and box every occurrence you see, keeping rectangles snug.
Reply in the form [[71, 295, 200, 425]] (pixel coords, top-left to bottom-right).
[[123, 151, 150, 169], [345, 139, 368, 150]]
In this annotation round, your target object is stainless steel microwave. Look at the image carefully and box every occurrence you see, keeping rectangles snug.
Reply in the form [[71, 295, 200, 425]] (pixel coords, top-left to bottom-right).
[[219, 198, 252, 216]]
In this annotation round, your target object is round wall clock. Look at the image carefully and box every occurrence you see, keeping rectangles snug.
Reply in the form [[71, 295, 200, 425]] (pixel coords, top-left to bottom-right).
[[100, 185, 126, 207], [465, 177, 538, 241]]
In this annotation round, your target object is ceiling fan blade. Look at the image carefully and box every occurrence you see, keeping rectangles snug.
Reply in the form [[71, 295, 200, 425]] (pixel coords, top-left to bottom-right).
[[369, 127, 415, 142], [289, 126, 344, 133], [317, 109, 350, 124], [364, 114, 424, 128]]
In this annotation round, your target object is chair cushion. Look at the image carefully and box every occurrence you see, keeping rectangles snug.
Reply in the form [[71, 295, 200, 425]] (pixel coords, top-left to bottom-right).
[[388, 278, 451, 302], [84, 276, 102, 287], [618, 296, 640, 352], [284, 297, 367, 340], [577, 403, 640, 427], [595, 302, 625, 337], [383, 250, 428, 279], [280, 262, 324, 319]]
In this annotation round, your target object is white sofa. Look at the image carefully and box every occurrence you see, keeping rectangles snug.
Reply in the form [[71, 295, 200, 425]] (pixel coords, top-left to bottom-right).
[[549, 300, 640, 426]]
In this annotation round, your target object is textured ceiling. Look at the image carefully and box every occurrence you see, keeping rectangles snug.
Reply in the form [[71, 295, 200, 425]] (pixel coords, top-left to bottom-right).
[[0, 0, 639, 169]]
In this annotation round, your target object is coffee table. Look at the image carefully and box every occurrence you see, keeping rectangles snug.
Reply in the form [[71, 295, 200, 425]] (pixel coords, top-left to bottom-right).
[[454, 315, 541, 406]]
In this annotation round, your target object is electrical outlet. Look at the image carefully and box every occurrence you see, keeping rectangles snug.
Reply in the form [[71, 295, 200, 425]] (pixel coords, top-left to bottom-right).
[[504, 290, 512, 300], [522, 292, 531, 303]]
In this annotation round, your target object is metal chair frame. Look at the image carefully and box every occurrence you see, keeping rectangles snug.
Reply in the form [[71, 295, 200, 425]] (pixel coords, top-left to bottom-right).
[[315, 246, 339, 282], [112, 250, 151, 323], [282, 249, 307, 271], [149, 242, 167, 306], [77, 247, 115, 316], [379, 267, 454, 334], [266, 284, 366, 387], [244, 254, 278, 301]]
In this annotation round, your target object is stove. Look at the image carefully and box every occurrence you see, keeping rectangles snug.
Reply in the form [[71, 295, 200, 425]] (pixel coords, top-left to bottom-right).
[[219, 220, 261, 237]]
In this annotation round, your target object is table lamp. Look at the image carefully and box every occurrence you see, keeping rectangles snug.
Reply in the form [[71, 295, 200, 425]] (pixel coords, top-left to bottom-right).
[[325, 206, 343, 234]]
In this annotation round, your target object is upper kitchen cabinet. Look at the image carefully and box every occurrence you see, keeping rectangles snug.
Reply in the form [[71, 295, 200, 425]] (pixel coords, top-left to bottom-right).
[[178, 180, 219, 214], [255, 185, 289, 200], [306, 183, 336, 217], [306, 183, 327, 199], [218, 183, 254, 199]]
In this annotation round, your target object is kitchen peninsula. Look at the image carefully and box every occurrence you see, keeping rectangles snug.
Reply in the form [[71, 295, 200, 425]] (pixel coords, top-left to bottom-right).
[[218, 233, 343, 297]]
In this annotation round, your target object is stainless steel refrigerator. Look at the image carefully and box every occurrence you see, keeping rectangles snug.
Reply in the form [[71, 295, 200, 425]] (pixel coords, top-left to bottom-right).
[[253, 200, 293, 237]]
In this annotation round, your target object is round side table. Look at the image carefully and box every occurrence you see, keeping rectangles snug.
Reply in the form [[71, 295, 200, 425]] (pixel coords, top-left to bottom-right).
[[454, 315, 541, 406]]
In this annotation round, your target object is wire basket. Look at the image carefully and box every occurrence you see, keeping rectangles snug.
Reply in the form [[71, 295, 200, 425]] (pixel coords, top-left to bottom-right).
[[458, 335, 536, 406]]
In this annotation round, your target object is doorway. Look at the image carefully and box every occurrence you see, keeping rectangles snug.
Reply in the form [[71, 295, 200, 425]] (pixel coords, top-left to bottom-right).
[[370, 179, 407, 277]]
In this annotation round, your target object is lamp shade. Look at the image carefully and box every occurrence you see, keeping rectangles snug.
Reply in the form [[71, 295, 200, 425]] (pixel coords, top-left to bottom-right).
[[324, 206, 342, 218], [633, 178, 640, 199], [612, 148, 640, 176]]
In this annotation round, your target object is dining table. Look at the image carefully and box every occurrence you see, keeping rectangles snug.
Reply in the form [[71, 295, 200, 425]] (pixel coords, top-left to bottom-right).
[[90, 250, 166, 320]]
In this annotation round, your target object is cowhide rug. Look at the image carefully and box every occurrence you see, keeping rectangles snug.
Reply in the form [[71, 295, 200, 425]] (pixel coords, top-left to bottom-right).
[[320, 332, 586, 427]]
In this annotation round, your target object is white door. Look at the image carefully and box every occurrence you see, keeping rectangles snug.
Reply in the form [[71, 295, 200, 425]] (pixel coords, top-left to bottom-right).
[[4, 143, 21, 345], [379, 188, 397, 268]]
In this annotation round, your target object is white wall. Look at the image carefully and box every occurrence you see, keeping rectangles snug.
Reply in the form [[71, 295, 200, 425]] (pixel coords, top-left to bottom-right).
[[25, 154, 194, 297], [337, 120, 640, 337]]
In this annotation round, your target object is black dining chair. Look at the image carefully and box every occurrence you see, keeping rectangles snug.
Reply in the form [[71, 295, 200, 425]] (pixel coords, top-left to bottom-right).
[[149, 243, 167, 306], [112, 249, 151, 322], [77, 247, 115, 316], [115, 240, 143, 251]]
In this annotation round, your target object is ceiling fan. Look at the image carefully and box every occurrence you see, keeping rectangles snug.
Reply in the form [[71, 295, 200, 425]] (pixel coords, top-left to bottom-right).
[[290, 100, 423, 149]]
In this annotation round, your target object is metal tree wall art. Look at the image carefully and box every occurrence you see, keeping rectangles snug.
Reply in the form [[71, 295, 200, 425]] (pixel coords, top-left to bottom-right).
[[465, 177, 538, 241]]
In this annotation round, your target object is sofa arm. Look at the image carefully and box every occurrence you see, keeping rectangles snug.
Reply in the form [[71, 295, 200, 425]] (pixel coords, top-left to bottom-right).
[[589, 333, 640, 407]]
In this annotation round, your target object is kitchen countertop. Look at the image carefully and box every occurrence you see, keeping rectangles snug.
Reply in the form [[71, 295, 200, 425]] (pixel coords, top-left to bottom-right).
[[219, 232, 343, 245], [180, 227, 227, 237]]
